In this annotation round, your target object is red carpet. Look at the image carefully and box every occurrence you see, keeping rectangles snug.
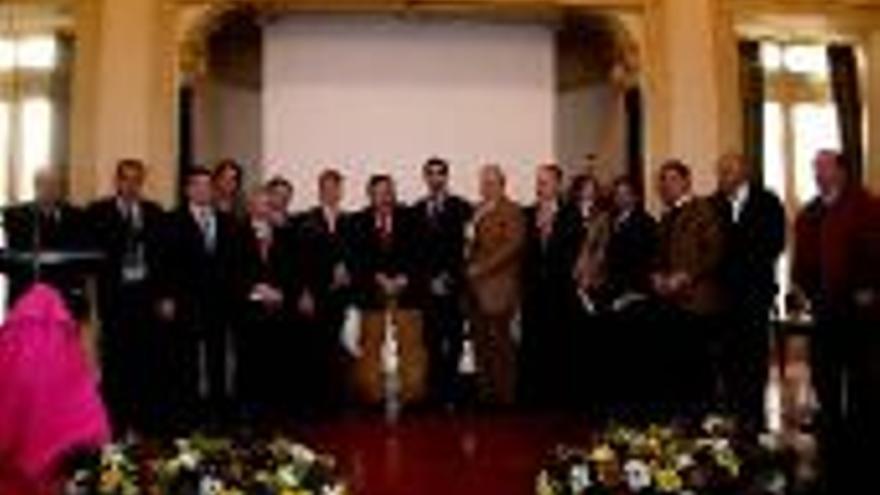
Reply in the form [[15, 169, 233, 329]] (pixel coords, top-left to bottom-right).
[[300, 412, 593, 495]]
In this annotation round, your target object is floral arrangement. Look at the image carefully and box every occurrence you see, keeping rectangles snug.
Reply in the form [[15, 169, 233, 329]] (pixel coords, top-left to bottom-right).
[[536, 416, 787, 495], [64, 435, 347, 495]]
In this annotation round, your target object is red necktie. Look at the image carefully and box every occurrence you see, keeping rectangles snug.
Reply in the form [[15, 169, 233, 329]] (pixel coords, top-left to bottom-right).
[[379, 213, 392, 243]]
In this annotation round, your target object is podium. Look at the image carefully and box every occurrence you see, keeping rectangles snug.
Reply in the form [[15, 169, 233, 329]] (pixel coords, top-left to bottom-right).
[[0, 248, 104, 319], [352, 305, 428, 407]]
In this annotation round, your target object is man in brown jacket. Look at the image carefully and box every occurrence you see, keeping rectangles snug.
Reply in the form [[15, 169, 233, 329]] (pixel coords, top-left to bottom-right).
[[466, 164, 526, 406], [652, 159, 725, 415]]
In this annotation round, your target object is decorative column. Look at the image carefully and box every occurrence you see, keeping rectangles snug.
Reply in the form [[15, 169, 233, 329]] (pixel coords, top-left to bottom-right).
[[70, 0, 178, 206], [866, 29, 880, 193], [642, 0, 740, 203]]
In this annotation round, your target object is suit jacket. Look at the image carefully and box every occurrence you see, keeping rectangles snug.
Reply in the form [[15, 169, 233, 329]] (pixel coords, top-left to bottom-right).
[[233, 220, 305, 331], [711, 185, 786, 312], [85, 197, 165, 313], [412, 194, 473, 296], [522, 201, 584, 301], [297, 207, 355, 309], [467, 197, 526, 317], [1, 202, 90, 312], [237, 223, 301, 298], [604, 208, 657, 298], [794, 186, 880, 316], [350, 206, 422, 309], [655, 197, 725, 315], [157, 206, 239, 329]]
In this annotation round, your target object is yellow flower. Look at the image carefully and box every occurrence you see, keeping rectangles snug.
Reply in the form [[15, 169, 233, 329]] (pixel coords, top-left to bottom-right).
[[654, 468, 683, 493], [590, 444, 616, 463], [99, 468, 123, 491], [535, 471, 556, 495], [715, 448, 741, 478]]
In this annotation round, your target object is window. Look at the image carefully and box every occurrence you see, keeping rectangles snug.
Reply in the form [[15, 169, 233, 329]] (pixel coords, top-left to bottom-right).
[[0, 35, 58, 206], [0, 102, 9, 207], [0, 34, 59, 322], [760, 41, 840, 315], [19, 97, 52, 201], [0, 35, 56, 71], [761, 41, 839, 209], [792, 103, 839, 203]]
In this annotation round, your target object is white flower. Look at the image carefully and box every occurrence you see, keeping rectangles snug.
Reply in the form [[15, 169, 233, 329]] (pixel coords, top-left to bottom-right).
[[624, 460, 652, 492], [277, 465, 300, 488], [675, 453, 695, 470], [323, 483, 347, 495], [289, 444, 317, 465], [710, 438, 731, 454], [179, 451, 200, 470], [702, 415, 727, 434], [569, 463, 592, 492], [101, 445, 126, 467], [199, 476, 224, 495], [536, 471, 554, 495]]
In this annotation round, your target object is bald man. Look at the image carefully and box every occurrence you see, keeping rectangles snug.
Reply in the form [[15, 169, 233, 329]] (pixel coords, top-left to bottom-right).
[[710, 152, 786, 432], [2, 169, 89, 316], [466, 165, 525, 406], [793, 150, 880, 490]]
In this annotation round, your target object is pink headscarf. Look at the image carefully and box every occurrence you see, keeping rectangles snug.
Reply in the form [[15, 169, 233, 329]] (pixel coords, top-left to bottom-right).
[[0, 284, 110, 494]]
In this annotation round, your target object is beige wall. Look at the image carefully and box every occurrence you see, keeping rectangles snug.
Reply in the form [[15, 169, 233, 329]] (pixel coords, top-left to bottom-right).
[[64, 0, 880, 206]]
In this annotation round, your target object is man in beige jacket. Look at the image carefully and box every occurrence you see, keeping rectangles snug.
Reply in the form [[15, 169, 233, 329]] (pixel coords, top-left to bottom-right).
[[466, 165, 526, 406]]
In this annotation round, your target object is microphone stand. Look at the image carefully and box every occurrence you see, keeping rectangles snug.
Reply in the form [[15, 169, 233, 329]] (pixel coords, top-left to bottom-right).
[[30, 202, 43, 284], [382, 296, 402, 424]]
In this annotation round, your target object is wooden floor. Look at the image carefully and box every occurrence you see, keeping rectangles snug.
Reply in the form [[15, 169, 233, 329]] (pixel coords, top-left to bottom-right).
[[294, 334, 817, 495], [300, 412, 595, 495]]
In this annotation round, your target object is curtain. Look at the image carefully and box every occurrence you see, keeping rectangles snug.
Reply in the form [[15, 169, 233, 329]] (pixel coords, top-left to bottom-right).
[[177, 84, 194, 204], [624, 86, 644, 196], [827, 44, 864, 183], [51, 33, 74, 198], [738, 40, 764, 185]]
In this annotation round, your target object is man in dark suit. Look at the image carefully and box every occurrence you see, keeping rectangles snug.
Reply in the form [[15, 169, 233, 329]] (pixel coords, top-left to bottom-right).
[[265, 176, 295, 230], [602, 176, 658, 417], [235, 188, 307, 420], [605, 176, 657, 303], [351, 175, 421, 310], [86, 159, 165, 434], [297, 169, 354, 413], [350, 175, 428, 405], [519, 164, 583, 408], [652, 160, 725, 416], [711, 152, 786, 432], [413, 158, 472, 407], [2, 169, 89, 317], [156, 166, 240, 429]]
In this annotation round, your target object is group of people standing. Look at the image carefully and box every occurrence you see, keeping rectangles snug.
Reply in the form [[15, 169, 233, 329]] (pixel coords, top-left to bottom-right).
[[3, 151, 880, 466]]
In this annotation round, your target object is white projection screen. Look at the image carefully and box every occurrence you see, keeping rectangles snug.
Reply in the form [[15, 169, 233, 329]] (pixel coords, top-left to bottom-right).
[[263, 16, 556, 210]]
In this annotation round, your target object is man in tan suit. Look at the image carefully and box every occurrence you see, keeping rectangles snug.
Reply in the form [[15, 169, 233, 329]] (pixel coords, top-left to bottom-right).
[[652, 159, 725, 415], [466, 165, 526, 406]]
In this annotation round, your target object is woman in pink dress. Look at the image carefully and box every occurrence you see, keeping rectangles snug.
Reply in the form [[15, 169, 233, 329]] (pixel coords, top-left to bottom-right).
[[0, 284, 110, 495]]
